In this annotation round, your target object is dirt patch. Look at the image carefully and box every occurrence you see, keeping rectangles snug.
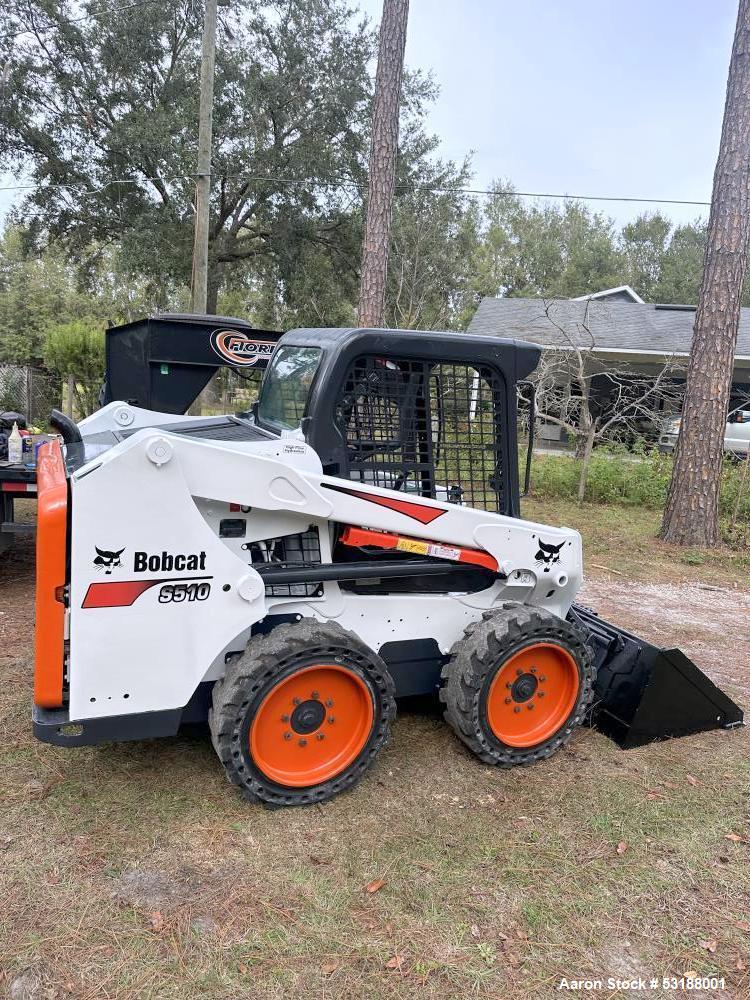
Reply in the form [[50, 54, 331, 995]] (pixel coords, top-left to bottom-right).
[[7, 969, 42, 1000], [0, 530, 35, 663], [114, 867, 203, 913], [580, 578, 750, 700]]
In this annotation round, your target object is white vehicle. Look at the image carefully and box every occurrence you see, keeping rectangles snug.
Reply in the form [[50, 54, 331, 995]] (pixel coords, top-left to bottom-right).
[[659, 404, 750, 457], [31, 324, 742, 807]]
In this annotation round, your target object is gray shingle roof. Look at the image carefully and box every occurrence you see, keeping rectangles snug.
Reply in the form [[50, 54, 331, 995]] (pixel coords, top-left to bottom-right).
[[467, 297, 750, 360]]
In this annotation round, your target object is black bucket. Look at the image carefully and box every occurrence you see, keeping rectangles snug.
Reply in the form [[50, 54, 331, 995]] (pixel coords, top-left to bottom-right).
[[568, 604, 744, 749]]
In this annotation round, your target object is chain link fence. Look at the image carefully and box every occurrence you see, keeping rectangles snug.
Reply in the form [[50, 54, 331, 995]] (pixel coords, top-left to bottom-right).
[[0, 365, 62, 427]]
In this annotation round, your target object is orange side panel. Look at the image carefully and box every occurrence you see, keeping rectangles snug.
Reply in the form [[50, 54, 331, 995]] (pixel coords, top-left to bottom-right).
[[34, 441, 68, 708], [340, 525, 498, 572]]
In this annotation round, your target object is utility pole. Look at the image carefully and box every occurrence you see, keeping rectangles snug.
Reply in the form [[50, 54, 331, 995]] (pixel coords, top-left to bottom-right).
[[358, 0, 410, 328], [190, 0, 218, 315]]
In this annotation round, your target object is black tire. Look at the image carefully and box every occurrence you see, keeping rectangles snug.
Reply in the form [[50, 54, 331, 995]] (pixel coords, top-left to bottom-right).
[[440, 603, 595, 766], [209, 618, 396, 807]]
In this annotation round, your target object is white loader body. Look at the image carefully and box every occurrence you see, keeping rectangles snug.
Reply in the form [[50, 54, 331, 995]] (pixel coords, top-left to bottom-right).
[[65, 412, 581, 724], [32, 324, 740, 806]]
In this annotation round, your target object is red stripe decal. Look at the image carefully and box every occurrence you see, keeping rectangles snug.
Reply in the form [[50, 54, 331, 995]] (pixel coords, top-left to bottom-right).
[[322, 483, 447, 524], [82, 580, 161, 609], [2, 482, 30, 493]]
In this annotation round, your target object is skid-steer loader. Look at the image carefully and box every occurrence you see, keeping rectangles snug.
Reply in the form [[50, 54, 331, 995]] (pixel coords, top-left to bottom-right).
[[33, 325, 743, 806]]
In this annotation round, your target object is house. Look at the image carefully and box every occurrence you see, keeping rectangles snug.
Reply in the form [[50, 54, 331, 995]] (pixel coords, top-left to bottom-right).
[[467, 287, 750, 441], [468, 288, 750, 393]]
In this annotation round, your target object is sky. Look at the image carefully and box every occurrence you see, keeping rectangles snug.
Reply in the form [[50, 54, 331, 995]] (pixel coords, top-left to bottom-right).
[[0, 0, 740, 230]]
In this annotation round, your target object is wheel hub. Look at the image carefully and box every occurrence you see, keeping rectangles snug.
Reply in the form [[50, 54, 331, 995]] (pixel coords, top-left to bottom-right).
[[291, 698, 326, 735], [486, 642, 580, 749], [511, 672, 538, 703], [249, 663, 374, 787]]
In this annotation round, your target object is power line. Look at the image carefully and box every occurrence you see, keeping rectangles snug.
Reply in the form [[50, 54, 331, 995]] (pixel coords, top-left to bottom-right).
[[0, 0, 162, 43], [0, 173, 712, 208]]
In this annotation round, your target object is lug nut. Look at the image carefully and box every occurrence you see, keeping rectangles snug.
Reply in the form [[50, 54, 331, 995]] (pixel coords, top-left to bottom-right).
[[316, 733, 325, 741], [514, 706, 521, 714], [530, 667, 537, 674], [328, 716, 335, 724], [527, 703, 534, 710], [506, 682, 512, 690], [311, 690, 319, 699], [292, 697, 301, 706], [326, 699, 334, 708], [281, 714, 290, 722], [505, 697, 512, 705], [516, 668, 523, 676], [283, 732, 292, 741], [538, 691, 545, 698], [539, 676, 546, 683], [298, 738, 307, 747]]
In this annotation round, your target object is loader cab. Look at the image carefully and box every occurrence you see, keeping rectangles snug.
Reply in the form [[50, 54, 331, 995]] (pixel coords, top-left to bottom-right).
[[255, 327, 541, 518]]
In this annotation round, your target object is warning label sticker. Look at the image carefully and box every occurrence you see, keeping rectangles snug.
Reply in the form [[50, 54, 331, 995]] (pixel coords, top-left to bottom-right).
[[396, 538, 429, 555], [395, 538, 461, 561], [427, 543, 461, 561]]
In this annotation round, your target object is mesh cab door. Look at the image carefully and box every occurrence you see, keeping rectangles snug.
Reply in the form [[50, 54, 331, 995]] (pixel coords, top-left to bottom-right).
[[336, 355, 506, 512]]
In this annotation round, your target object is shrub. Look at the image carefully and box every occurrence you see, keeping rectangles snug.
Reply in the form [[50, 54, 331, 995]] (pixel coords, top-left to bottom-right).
[[43, 319, 105, 417]]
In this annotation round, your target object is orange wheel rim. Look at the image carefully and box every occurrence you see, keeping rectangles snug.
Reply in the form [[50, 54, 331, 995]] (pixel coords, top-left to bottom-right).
[[486, 642, 580, 748], [249, 664, 374, 787]]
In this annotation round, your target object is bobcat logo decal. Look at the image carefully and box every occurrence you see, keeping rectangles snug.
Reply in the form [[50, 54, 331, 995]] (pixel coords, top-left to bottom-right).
[[535, 539, 565, 573], [93, 546, 125, 574]]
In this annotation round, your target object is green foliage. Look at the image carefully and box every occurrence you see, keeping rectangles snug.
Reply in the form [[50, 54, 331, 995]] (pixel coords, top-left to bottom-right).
[[466, 184, 710, 307], [652, 221, 707, 305], [620, 214, 671, 300], [387, 157, 481, 330], [0, 0, 372, 312], [43, 320, 105, 417], [0, 226, 157, 365], [470, 185, 627, 301]]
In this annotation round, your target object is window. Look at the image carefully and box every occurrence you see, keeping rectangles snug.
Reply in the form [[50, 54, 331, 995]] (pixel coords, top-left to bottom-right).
[[257, 346, 322, 431]]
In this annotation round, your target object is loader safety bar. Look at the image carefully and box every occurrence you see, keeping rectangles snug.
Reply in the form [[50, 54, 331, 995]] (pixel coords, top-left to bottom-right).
[[34, 440, 68, 709], [340, 526, 499, 572]]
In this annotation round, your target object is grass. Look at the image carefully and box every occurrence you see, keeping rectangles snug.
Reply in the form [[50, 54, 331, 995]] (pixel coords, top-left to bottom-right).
[[528, 447, 750, 546], [1, 506, 749, 999], [522, 496, 750, 586]]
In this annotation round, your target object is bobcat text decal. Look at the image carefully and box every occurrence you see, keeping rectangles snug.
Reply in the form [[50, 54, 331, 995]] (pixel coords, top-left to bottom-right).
[[133, 550, 207, 573]]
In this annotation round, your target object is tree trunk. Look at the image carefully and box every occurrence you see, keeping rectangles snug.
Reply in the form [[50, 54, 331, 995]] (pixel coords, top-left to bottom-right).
[[357, 0, 409, 328], [577, 425, 595, 503], [661, 0, 750, 546]]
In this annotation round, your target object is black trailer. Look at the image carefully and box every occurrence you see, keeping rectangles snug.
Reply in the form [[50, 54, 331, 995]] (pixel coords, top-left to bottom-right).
[[0, 313, 282, 552]]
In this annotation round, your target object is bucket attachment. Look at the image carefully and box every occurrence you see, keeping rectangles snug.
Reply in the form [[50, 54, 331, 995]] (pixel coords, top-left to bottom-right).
[[568, 604, 744, 749]]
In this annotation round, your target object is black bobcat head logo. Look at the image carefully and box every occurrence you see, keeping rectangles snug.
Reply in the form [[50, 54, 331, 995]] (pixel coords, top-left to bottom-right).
[[535, 539, 565, 573], [93, 546, 125, 574]]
